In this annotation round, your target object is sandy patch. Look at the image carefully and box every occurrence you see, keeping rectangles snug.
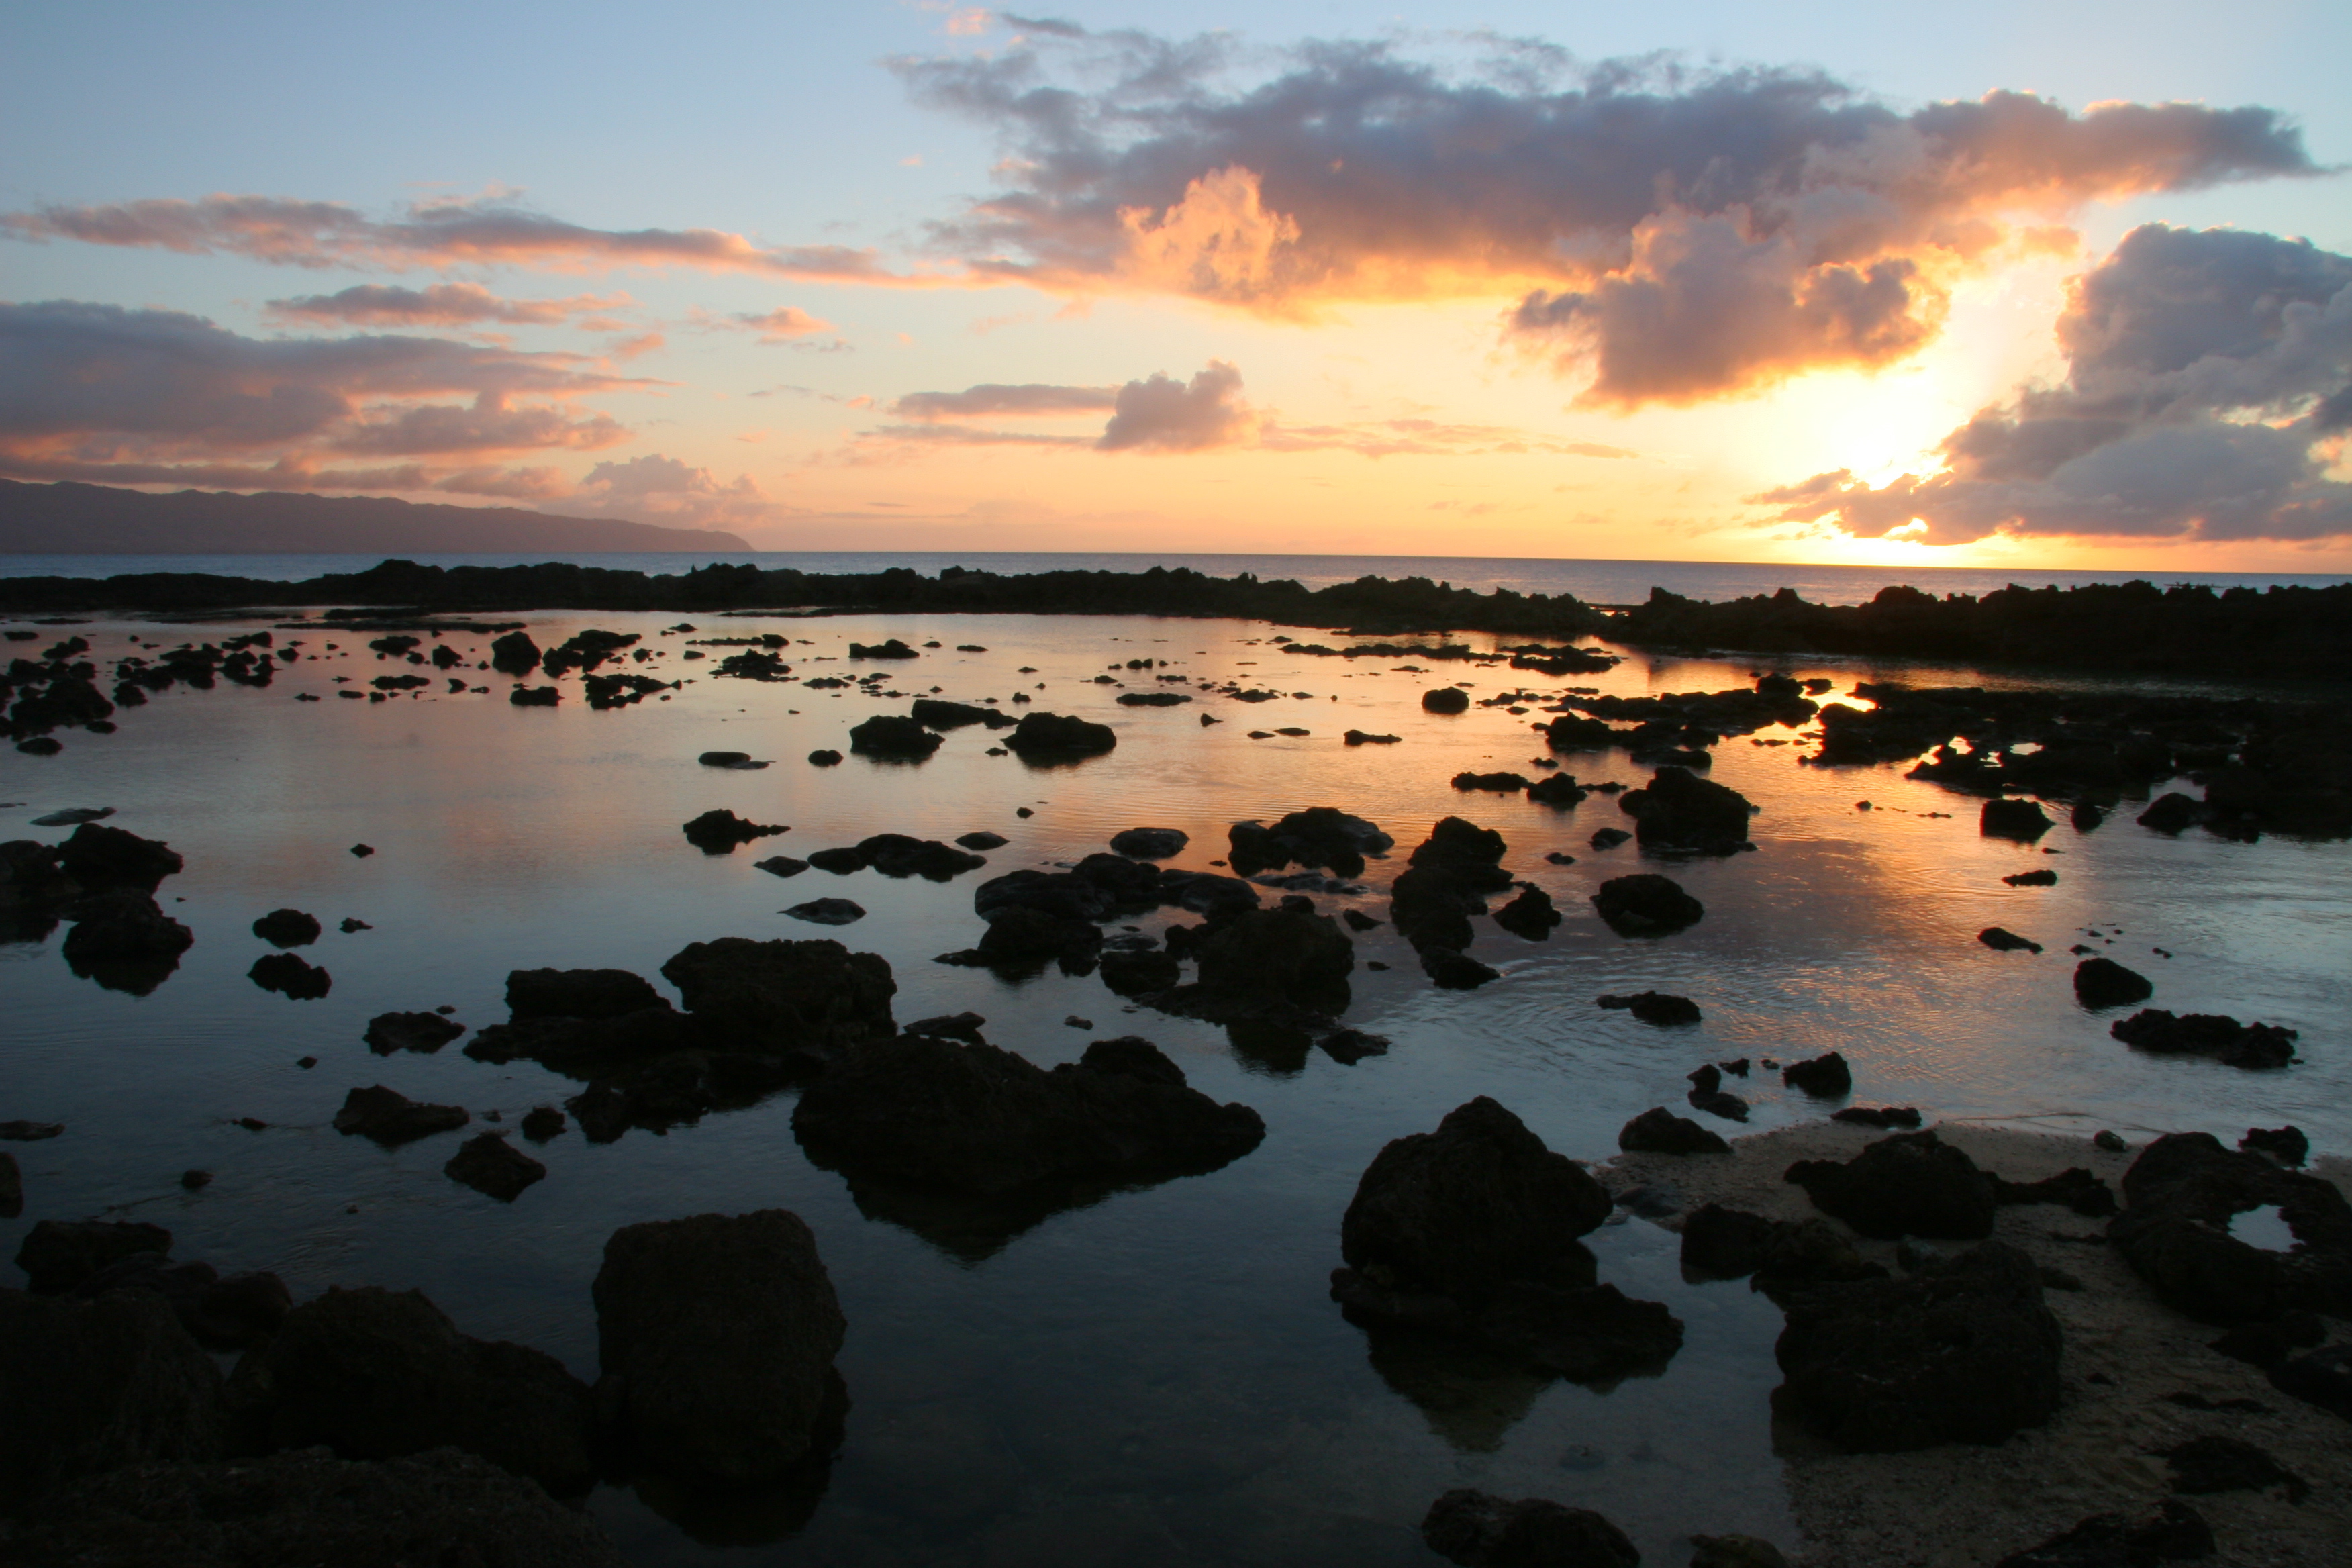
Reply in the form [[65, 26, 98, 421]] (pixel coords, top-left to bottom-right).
[[1602, 1120, 2352, 1567]]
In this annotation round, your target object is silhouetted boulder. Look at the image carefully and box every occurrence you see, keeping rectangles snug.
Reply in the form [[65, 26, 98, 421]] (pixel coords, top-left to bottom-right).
[[658, 936, 896, 1056], [1781, 1051, 1852, 1097], [1491, 884, 1561, 940], [1618, 1107, 1730, 1155], [1421, 1488, 1638, 1568], [2241, 1126, 2310, 1165], [1226, 807, 1392, 877], [1786, 1130, 1997, 1239], [1099, 948, 1181, 996], [1980, 798, 2054, 840], [1110, 826, 1188, 859], [507, 967, 665, 1021], [848, 638, 918, 659], [249, 952, 330, 999], [1154, 906, 1352, 1018], [848, 714, 942, 759], [2137, 792, 2208, 834], [1618, 765, 1754, 852], [1421, 948, 1501, 989], [2112, 1008, 2297, 1069], [444, 1133, 548, 1202], [2074, 957, 2153, 1008], [1004, 710, 1116, 759], [1421, 688, 1470, 714], [332, 1086, 469, 1147], [1979, 926, 2042, 953], [15, 1219, 175, 1295], [853, 833, 987, 879], [2107, 1132, 2352, 1324], [1994, 1500, 2214, 1568], [364, 1011, 464, 1055], [251, 908, 321, 947], [489, 630, 541, 673], [58, 822, 183, 891], [679, 809, 787, 852], [1591, 873, 1703, 934], [910, 697, 1003, 730]]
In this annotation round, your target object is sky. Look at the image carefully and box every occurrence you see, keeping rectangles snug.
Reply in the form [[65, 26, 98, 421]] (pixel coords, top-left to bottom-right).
[[2, 0, 2347, 570]]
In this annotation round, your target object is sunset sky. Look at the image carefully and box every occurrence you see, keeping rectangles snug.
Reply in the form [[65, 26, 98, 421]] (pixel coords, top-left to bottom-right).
[[3, 1, 2347, 570]]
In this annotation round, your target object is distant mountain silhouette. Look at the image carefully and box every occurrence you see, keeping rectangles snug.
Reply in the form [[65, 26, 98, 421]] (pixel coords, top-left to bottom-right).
[[0, 479, 750, 553]]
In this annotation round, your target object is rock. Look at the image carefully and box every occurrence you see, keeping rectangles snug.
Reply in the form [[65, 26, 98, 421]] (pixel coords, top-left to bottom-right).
[[957, 830, 1008, 850], [1344, 729, 1400, 744], [909, 698, 1003, 729], [2003, 868, 2059, 887], [1832, 1106, 1924, 1130], [1679, 1205, 1783, 1279], [2161, 1434, 2308, 1502], [58, 822, 183, 891], [14, 1219, 175, 1294], [785, 897, 865, 926], [1785, 1130, 1996, 1239], [904, 1011, 987, 1042], [1681, 1208, 1885, 1295], [1227, 807, 1393, 878], [848, 714, 944, 759], [807, 846, 866, 873], [697, 750, 756, 768], [507, 685, 558, 706], [807, 748, 842, 766], [1342, 908, 1382, 931], [1491, 884, 1562, 940], [1981, 798, 2054, 840], [1420, 1488, 1639, 1568], [848, 638, 918, 658], [2112, 1008, 2297, 1069], [1781, 1051, 1852, 1097], [793, 1034, 1265, 1195], [659, 936, 897, 1055], [2074, 957, 2153, 1008], [444, 1133, 548, 1202], [1161, 906, 1353, 1016], [854, 833, 987, 879], [507, 967, 665, 1020], [332, 1086, 469, 1147], [1421, 688, 1471, 714], [13, 1446, 628, 1567], [755, 854, 810, 877], [1990, 1168, 2118, 1217], [363, 1011, 464, 1055], [0, 1287, 224, 1508], [2241, 1126, 2310, 1165], [1116, 690, 1191, 706], [2094, 1130, 2128, 1153], [1453, 771, 1533, 793], [1004, 710, 1116, 759], [1421, 948, 1501, 989], [251, 908, 321, 947], [247, 951, 331, 998], [1994, 1500, 2214, 1568], [1979, 926, 2042, 953], [1589, 826, 1631, 850], [59, 892, 194, 989], [66, 1255, 289, 1352], [1775, 1241, 2062, 1451], [680, 808, 787, 852], [488, 630, 542, 673], [228, 1286, 595, 1493], [520, 1106, 567, 1142], [1099, 948, 1181, 995], [1596, 991, 1700, 1026], [2107, 1132, 2352, 1324], [2269, 1342, 2352, 1420], [1691, 1535, 1794, 1568], [1591, 873, 1703, 934], [1618, 765, 1755, 853], [2137, 791, 2208, 834], [967, 903, 1103, 965], [1109, 826, 1188, 859], [0, 1152, 15, 1219], [339, 918, 369, 932], [1, 1120, 68, 1140], [1618, 1107, 1730, 1155]]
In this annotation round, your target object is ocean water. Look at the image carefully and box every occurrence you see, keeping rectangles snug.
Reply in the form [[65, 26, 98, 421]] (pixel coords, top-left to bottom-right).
[[2, 549, 2347, 607], [3, 607, 2344, 1565]]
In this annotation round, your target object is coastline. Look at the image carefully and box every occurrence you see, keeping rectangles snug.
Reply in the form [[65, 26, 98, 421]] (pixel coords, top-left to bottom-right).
[[1604, 1122, 2352, 1566]]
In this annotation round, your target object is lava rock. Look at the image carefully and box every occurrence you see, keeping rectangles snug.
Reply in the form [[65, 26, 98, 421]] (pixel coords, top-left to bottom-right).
[[1597, 991, 1700, 1026], [1618, 765, 1755, 853], [2112, 1008, 2296, 1069], [2107, 1132, 2352, 1324], [249, 952, 331, 999], [1420, 1489, 1638, 1568], [1981, 799, 2054, 840], [1781, 1051, 1852, 1097], [443, 1133, 548, 1202], [1110, 826, 1189, 859], [363, 1011, 465, 1055], [1785, 1130, 1997, 1239], [680, 809, 788, 853], [331, 1086, 469, 1147], [1618, 1107, 1730, 1155], [2074, 957, 2154, 1009], [1591, 873, 1703, 934], [251, 908, 322, 947]]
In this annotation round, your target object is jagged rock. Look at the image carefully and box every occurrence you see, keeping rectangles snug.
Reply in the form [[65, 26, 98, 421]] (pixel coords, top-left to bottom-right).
[[2241, 1126, 2310, 1165], [1421, 688, 1471, 714], [963, 903, 1103, 966], [1109, 826, 1188, 859], [1981, 798, 2054, 840], [658, 937, 896, 1055], [332, 1086, 469, 1147], [251, 908, 321, 947], [1618, 1107, 1730, 1155], [1420, 1488, 1639, 1568], [363, 1011, 464, 1055], [1591, 873, 1703, 934], [1680, 1206, 1885, 1295], [679, 809, 787, 852], [1004, 711, 1116, 759], [443, 1134, 548, 1202], [1990, 1167, 2118, 1216], [10, 1446, 629, 1567], [1491, 884, 1561, 940], [249, 952, 331, 999], [0, 1287, 224, 1509], [793, 1034, 1264, 1194], [15, 1219, 175, 1294], [1785, 1130, 1997, 1239], [2074, 957, 2153, 1009], [227, 1286, 594, 1493], [848, 714, 943, 759], [1775, 1241, 2063, 1451], [1596, 991, 1700, 1026], [1781, 1051, 1852, 1097], [1994, 1500, 2214, 1567], [1618, 765, 1755, 852], [58, 822, 183, 891], [1979, 926, 2042, 953], [1344, 729, 1400, 745], [593, 1210, 844, 1487], [2107, 1132, 2352, 1324], [2112, 1008, 2297, 1069]]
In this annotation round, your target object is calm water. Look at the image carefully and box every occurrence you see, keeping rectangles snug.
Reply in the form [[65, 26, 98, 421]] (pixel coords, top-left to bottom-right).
[[3, 550, 2347, 607], [3, 608, 2345, 1565]]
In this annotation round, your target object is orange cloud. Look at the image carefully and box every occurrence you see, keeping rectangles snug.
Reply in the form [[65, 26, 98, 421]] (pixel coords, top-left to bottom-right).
[[264, 281, 631, 327]]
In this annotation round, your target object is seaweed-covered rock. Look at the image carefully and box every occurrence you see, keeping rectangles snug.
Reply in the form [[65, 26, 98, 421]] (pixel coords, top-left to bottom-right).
[[1004, 711, 1116, 759], [1618, 1107, 1730, 1155], [1775, 1241, 2063, 1451], [2074, 957, 2153, 1009], [2112, 1008, 2298, 1069], [1420, 1488, 1639, 1568], [2107, 1132, 2352, 1324], [1785, 1130, 1997, 1240], [227, 1286, 594, 1493], [0, 1287, 224, 1509], [793, 1034, 1265, 1194], [1618, 766, 1755, 853], [1591, 873, 1703, 934], [593, 1209, 846, 1486]]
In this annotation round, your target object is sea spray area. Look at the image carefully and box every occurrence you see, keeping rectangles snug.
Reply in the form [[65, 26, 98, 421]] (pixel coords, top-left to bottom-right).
[[2, 594, 2347, 1565]]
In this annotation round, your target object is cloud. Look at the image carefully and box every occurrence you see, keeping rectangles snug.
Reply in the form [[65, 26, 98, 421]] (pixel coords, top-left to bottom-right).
[[0, 298, 646, 490], [573, 452, 775, 530], [890, 381, 1118, 419], [1258, 419, 1636, 459], [895, 28, 2315, 399], [724, 306, 841, 344], [2, 191, 944, 284], [264, 282, 630, 328], [1757, 224, 2352, 544], [1097, 360, 1253, 450]]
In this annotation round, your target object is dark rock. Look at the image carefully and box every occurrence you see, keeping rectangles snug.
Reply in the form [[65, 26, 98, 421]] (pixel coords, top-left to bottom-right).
[[1596, 991, 1700, 1026], [0, 1287, 224, 1508], [1421, 688, 1471, 714], [785, 897, 865, 925], [2241, 1126, 2310, 1165], [1681, 1208, 1885, 1295], [251, 908, 321, 947], [508, 684, 558, 706], [0, 1152, 16, 1218], [1491, 884, 1561, 940], [1781, 1051, 1852, 1097], [807, 846, 866, 873], [1591, 873, 1702, 934], [2137, 792, 2208, 834], [1588, 826, 1631, 850], [1618, 1107, 1730, 1155], [1979, 926, 2043, 953], [2269, 1342, 2352, 1420], [2208, 1313, 2324, 1369], [1679, 1204, 1782, 1279], [848, 714, 943, 759], [965, 903, 1103, 966], [1227, 807, 1393, 878], [696, 749, 761, 768], [594, 1210, 846, 1485], [1422, 948, 1501, 989], [1525, 773, 1588, 807], [1981, 799, 2054, 840], [659, 936, 897, 1055], [1099, 948, 1181, 996], [1832, 1106, 1924, 1130], [904, 1011, 987, 1042], [848, 638, 918, 658], [2108, 1132, 2352, 1324], [15, 1219, 175, 1295], [2075, 958, 2154, 1009], [2161, 1434, 2308, 1503], [1161, 906, 1353, 1016], [1318, 1027, 1390, 1063], [680, 809, 787, 852], [58, 822, 183, 891], [2004, 868, 2060, 887], [338, 917, 369, 932], [855, 833, 987, 879], [1991, 1169, 2118, 1218], [1775, 1241, 2062, 1451], [755, 854, 810, 877], [489, 630, 542, 673], [909, 697, 1003, 729], [227, 1285, 595, 1493], [1690, 1536, 1794, 1568], [2112, 1008, 2296, 1069], [363, 1011, 464, 1055], [1116, 690, 1191, 706], [60, 892, 194, 991], [1994, 1499, 2214, 1568], [1109, 826, 1189, 859], [332, 1086, 469, 1147], [1452, 771, 1533, 793], [507, 967, 665, 1020], [807, 748, 842, 766], [1004, 710, 1116, 759], [1618, 765, 1755, 853], [1344, 729, 1400, 745], [248, 952, 331, 999], [1785, 1130, 1996, 1239], [1420, 1488, 1639, 1568], [956, 830, 1008, 850], [444, 1133, 548, 1202]]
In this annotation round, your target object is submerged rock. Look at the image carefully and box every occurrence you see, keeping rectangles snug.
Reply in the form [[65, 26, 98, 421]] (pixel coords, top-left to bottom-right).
[[658, 937, 897, 1057], [785, 897, 866, 926]]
